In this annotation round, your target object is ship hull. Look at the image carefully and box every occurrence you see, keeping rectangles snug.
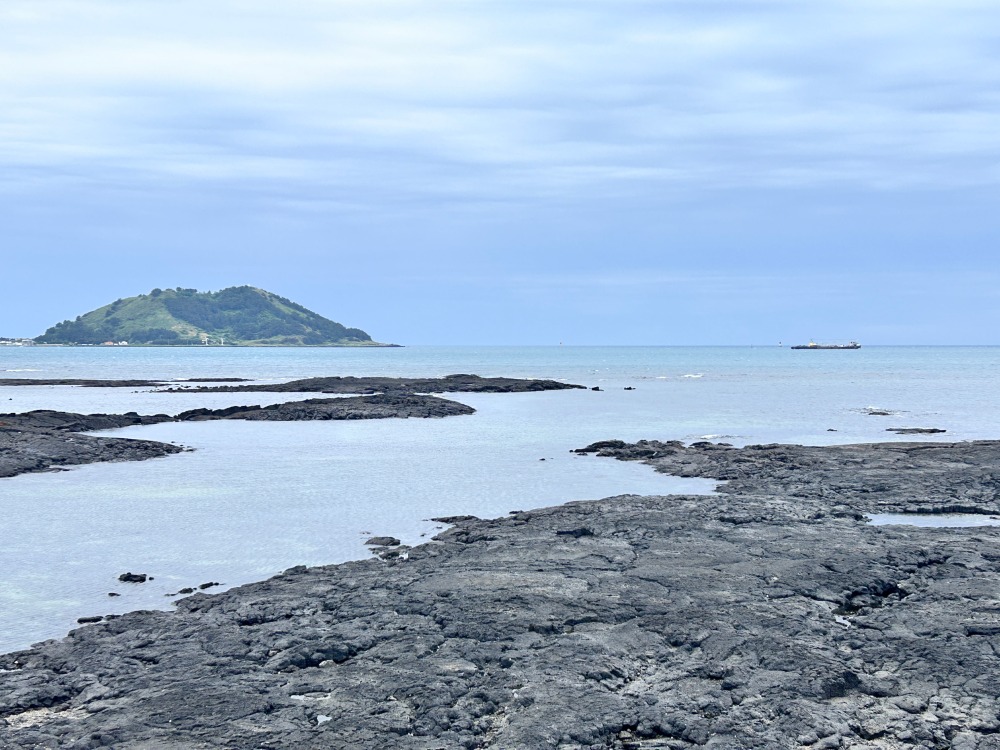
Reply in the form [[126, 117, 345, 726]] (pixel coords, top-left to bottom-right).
[[790, 344, 860, 350]]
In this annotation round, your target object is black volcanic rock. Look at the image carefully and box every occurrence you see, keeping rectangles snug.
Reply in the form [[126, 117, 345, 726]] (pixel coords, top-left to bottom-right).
[[175, 394, 475, 422], [0, 379, 170, 388], [0, 378, 249, 387], [0, 375, 577, 479], [364, 536, 401, 547], [0, 425, 183, 479], [167, 373, 585, 395], [0, 394, 477, 479], [3, 440, 1000, 747], [0, 410, 172, 432]]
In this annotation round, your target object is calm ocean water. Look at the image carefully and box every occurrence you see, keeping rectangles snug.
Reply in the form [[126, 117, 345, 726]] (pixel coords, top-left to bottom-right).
[[1, 345, 998, 653]]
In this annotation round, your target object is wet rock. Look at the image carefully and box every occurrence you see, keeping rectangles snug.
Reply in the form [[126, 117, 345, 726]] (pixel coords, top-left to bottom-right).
[[365, 537, 401, 547], [573, 439, 629, 454], [0, 425, 182, 479], [429, 515, 479, 524], [117, 573, 147, 584], [178, 393, 476, 422]]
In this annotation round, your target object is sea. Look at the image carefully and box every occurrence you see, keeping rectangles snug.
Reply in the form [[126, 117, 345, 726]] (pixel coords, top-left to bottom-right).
[[1, 345, 998, 654]]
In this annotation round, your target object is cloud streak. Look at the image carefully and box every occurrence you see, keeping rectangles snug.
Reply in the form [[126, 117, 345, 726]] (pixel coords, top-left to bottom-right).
[[2, 0, 1000, 209]]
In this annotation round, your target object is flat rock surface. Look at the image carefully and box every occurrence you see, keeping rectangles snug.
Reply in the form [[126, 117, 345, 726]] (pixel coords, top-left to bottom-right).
[[0, 426, 183, 479], [174, 394, 476, 422], [3, 440, 1000, 748]]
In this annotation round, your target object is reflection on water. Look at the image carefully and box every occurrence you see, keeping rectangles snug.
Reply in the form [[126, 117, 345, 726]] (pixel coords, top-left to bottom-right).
[[867, 513, 1000, 528]]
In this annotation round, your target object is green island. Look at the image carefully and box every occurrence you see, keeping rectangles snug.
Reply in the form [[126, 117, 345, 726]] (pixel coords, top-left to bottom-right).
[[34, 286, 383, 346]]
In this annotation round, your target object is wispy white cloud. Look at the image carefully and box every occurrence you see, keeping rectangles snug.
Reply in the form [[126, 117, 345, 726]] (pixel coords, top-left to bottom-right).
[[1, 0, 1000, 207]]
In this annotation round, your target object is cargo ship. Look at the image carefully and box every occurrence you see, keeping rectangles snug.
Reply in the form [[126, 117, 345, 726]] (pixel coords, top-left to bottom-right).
[[790, 341, 860, 350]]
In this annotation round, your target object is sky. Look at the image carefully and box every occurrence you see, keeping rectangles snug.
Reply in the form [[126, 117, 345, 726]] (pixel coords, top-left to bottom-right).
[[2, 0, 999, 344]]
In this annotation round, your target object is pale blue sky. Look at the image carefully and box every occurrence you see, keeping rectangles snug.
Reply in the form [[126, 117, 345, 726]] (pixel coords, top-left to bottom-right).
[[3, 1, 999, 344]]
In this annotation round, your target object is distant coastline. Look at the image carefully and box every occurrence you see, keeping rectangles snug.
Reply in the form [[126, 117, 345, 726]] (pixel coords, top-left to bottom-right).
[[33, 286, 384, 347], [26, 341, 402, 348]]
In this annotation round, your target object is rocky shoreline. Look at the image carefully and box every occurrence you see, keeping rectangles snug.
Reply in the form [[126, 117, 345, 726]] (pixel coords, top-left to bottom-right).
[[0, 375, 580, 479], [0, 378, 250, 387], [0, 374, 583, 394], [162, 373, 586, 394], [3, 439, 1000, 748], [0, 395, 475, 479]]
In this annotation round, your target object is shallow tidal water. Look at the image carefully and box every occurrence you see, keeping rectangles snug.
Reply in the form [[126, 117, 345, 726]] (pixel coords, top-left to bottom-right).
[[1, 345, 999, 653], [868, 513, 1000, 528]]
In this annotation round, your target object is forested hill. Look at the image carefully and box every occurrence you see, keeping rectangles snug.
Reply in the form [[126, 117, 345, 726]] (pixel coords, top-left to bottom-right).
[[35, 287, 379, 346]]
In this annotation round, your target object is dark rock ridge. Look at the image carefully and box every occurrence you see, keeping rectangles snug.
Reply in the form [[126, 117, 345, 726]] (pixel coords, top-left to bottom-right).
[[117, 573, 149, 584], [0, 372, 584, 481], [0, 395, 475, 479], [0, 410, 173, 432], [173, 394, 476, 422], [365, 536, 401, 547], [0, 378, 248, 387], [4, 440, 1000, 747], [0, 424, 183, 479], [166, 373, 586, 394], [0, 375, 582, 393]]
